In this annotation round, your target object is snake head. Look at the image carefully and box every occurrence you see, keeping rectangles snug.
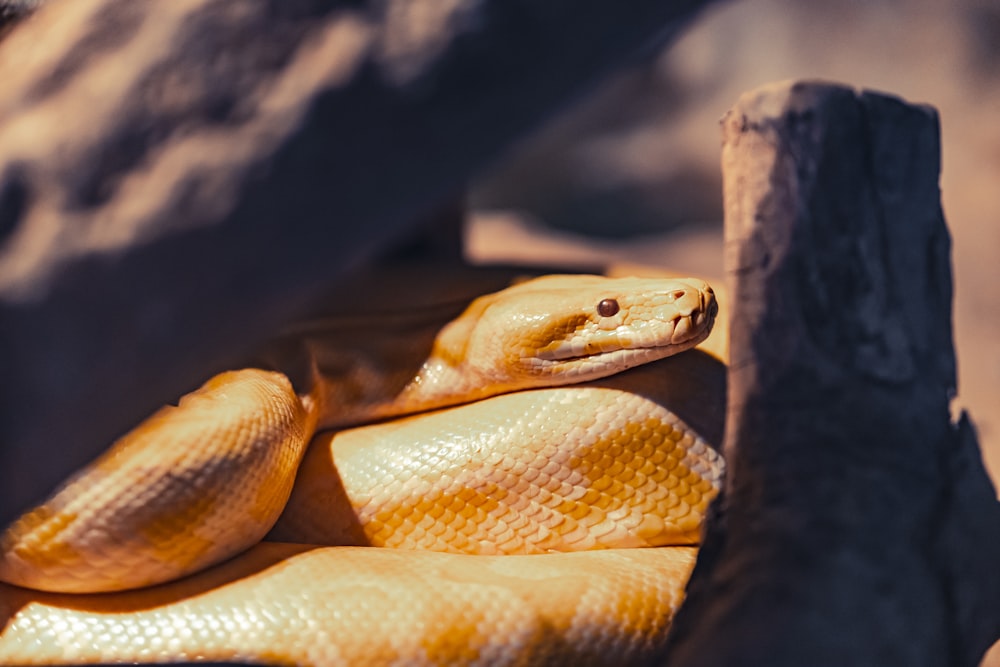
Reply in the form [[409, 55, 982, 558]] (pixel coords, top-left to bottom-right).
[[436, 274, 718, 390]]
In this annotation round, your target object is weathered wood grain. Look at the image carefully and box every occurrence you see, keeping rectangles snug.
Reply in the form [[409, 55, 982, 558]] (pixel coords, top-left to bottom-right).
[[659, 81, 1000, 666]]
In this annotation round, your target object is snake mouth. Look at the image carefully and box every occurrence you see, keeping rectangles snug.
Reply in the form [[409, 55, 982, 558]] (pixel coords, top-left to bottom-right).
[[534, 306, 717, 366]]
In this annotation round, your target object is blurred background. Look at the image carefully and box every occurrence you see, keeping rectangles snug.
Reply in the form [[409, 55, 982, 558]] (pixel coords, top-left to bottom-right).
[[467, 0, 1000, 491]]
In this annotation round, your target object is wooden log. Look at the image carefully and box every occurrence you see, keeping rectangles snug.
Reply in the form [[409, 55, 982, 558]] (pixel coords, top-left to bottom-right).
[[659, 81, 1000, 666], [0, 0, 715, 527]]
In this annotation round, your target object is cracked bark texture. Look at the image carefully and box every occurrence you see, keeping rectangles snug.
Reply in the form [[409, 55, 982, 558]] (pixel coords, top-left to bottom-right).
[[0, 0, 714, 527], [658, 81, 1000, 666]]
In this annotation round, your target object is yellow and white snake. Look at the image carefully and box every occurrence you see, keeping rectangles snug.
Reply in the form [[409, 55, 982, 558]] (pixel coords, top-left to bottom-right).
[[0, 274, 723, 666]]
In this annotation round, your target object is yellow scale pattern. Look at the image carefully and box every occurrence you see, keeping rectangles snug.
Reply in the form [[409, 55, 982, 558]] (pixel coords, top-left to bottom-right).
[[0, 371, 312, 593], [271, 384, 723, 555], [0, 544, 697, 666]]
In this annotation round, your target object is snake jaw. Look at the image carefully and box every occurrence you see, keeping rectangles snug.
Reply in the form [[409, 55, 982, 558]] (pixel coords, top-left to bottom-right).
[[535, 308, 715, 360], [526, 312, 714, 374]]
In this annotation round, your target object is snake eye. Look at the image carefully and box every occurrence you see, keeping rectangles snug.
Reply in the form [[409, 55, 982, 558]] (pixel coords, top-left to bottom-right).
[[597, 298, 619, 317]]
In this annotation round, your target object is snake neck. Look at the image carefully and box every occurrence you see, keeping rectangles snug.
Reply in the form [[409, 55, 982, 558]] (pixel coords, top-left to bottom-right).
[[389, 357, 500, 414], [314, 356, 495, 429]]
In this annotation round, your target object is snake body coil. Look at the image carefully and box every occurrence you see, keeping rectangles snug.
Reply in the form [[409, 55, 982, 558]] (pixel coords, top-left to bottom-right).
[[0, 274, 723, 666]]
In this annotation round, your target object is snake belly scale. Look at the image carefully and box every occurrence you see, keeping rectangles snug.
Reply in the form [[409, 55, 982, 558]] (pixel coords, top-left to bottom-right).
[[0, 274, 724, 666]]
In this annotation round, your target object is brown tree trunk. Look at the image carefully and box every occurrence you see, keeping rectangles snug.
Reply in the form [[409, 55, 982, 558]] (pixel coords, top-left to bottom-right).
[[659, 81, 1000, 667]]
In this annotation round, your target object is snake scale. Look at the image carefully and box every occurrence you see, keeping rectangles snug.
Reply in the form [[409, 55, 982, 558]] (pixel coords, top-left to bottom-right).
[[0, 274, 724, 666]]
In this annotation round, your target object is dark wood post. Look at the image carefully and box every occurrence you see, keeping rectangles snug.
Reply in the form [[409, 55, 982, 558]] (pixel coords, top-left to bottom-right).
[[659, 81, 1000, 667]]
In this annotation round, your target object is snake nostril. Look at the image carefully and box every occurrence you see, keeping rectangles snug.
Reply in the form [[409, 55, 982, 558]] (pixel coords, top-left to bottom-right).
[[671, 290, 687, 301]]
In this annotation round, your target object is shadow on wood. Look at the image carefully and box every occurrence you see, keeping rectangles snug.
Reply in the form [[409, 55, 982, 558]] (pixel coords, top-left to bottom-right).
[[659, 81, 1000, 667]]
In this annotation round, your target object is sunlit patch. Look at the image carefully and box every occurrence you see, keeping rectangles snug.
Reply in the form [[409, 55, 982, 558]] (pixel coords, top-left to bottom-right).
[[0, 507, 83, 574]]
